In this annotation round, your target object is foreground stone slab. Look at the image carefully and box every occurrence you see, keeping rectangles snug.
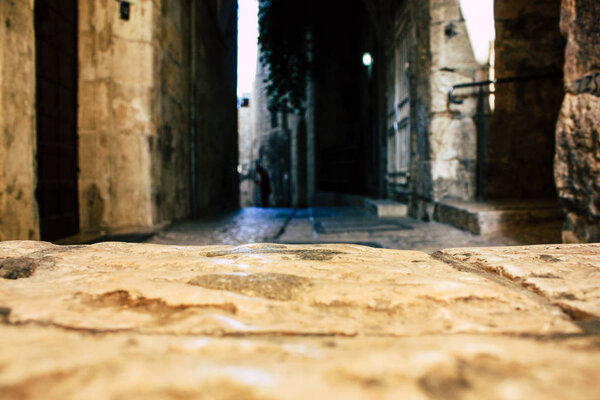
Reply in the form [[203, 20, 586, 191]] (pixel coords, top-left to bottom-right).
[[2, 241, 598, 399], [0, 241, 576, 336], [1, 325, 599, 400], [435, 244, 600, 320]]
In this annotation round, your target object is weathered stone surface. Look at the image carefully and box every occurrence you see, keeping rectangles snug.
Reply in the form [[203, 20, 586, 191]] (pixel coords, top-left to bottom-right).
[[364, 199, 408, 217], [554, 0, 600, 243], [78, 1, 154, 234], [428, 0, 480, 204], [436, 243, 600, 320], [0, 241, 599, 399], [555, 94, 600, 243], [0, 241, 578, 337], [151, 0, 193, 224], [560, 0, 600, 84], [0, 1, 39, 241], [410, 0, 480, 217], [1, 326, 600, 400], [78, 0, 195, 235], [434, 199, 563, 236]]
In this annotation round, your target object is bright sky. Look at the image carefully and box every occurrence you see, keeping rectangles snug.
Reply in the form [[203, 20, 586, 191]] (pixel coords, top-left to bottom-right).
[[459, 0, 495, 64], [237, 0, 259, 96]]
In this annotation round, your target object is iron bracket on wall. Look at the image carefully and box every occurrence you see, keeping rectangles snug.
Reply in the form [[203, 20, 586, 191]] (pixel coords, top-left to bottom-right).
[[447, 72, 561, 199], [448, 72, 562, 104]]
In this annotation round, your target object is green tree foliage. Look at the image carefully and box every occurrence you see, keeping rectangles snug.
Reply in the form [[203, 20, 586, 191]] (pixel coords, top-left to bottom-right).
[[258, 0, 310, 113]]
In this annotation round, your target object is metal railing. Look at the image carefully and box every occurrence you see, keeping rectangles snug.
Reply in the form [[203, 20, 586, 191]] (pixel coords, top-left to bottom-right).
[[448, 73, 561, 105], [447, 72, 561, 199]]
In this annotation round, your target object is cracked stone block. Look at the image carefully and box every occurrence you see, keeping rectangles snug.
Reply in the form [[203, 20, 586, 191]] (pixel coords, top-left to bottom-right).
[[435, 243, 600, 320], [0, 241, 598, 399], [0, 326, 599, 400], [0, 241, 578, 336]]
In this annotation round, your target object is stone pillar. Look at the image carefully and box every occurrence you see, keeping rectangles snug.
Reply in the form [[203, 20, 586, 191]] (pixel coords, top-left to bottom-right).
[[409, 0, 480, 219], [78, 1, 155, 234], [428, 0, 479, 201], [0, 2, 39, 240], [555, 0, 600, 243], [490, 0, 564, 199]]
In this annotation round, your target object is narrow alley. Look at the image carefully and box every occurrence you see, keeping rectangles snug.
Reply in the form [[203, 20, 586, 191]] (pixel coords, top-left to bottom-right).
[[147, 206, 561, 253], [0, 0, 599, 398]]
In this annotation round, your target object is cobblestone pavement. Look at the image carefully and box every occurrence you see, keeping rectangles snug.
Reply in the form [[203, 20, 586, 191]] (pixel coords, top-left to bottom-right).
[[147, 207, 562, 252], [147, 208, 293, 246]]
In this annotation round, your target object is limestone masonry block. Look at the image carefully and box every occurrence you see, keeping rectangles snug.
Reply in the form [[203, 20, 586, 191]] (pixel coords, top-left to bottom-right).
[[0, 0, 39, 241], [436, 243, 600, 320], [112, 40, 154, 87], [108, 181, 153, 228], [0, 242, 599, 398], [430, 70, 477, 114], [430, 0, 461, 25], [429, 115, 477, 161], [555, 0, 600, 242], [430, 21, 477, 70], [1, 241, 579, 336]]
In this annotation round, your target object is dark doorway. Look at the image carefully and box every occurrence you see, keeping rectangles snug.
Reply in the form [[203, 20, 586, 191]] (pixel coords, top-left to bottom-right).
[[486, 0, 564, 200], [35, 0, 80, 241], [313, 0, 377, 196]]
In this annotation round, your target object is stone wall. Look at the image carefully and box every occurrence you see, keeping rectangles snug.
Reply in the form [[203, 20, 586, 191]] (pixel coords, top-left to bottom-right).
[[428, 0, 479, 201], [489, 0, 564, 198], [555, 0, 600, 242], [0, 1, 39, 240], [252, 60, 294, 207], [192, 0, 239, 216], [150, 1, 191, 224], [409, 0, 479, 219], [78, 0, 156, 234], [238, 100, 254, 207], [79, 0, 237, 233], [407, 0, 433, 219], [0, 0, 239, 240], [252, 52, 313, 208]]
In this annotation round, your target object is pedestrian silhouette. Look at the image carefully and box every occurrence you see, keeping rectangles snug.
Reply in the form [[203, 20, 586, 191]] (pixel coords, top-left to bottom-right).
[[255, 161, 271, 207]]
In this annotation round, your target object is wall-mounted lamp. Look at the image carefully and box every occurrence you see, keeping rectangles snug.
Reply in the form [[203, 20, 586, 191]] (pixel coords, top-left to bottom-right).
[[362, 52, 373, 79], [362, 52, 373, 67]]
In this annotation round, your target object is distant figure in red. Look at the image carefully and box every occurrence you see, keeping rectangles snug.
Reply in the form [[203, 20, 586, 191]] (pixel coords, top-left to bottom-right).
[[255, 161, 271, 207]]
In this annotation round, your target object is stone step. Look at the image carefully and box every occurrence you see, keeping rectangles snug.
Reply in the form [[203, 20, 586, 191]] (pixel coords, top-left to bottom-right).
[[364, 198, 408, 217], [434, 199, 563, 235]]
